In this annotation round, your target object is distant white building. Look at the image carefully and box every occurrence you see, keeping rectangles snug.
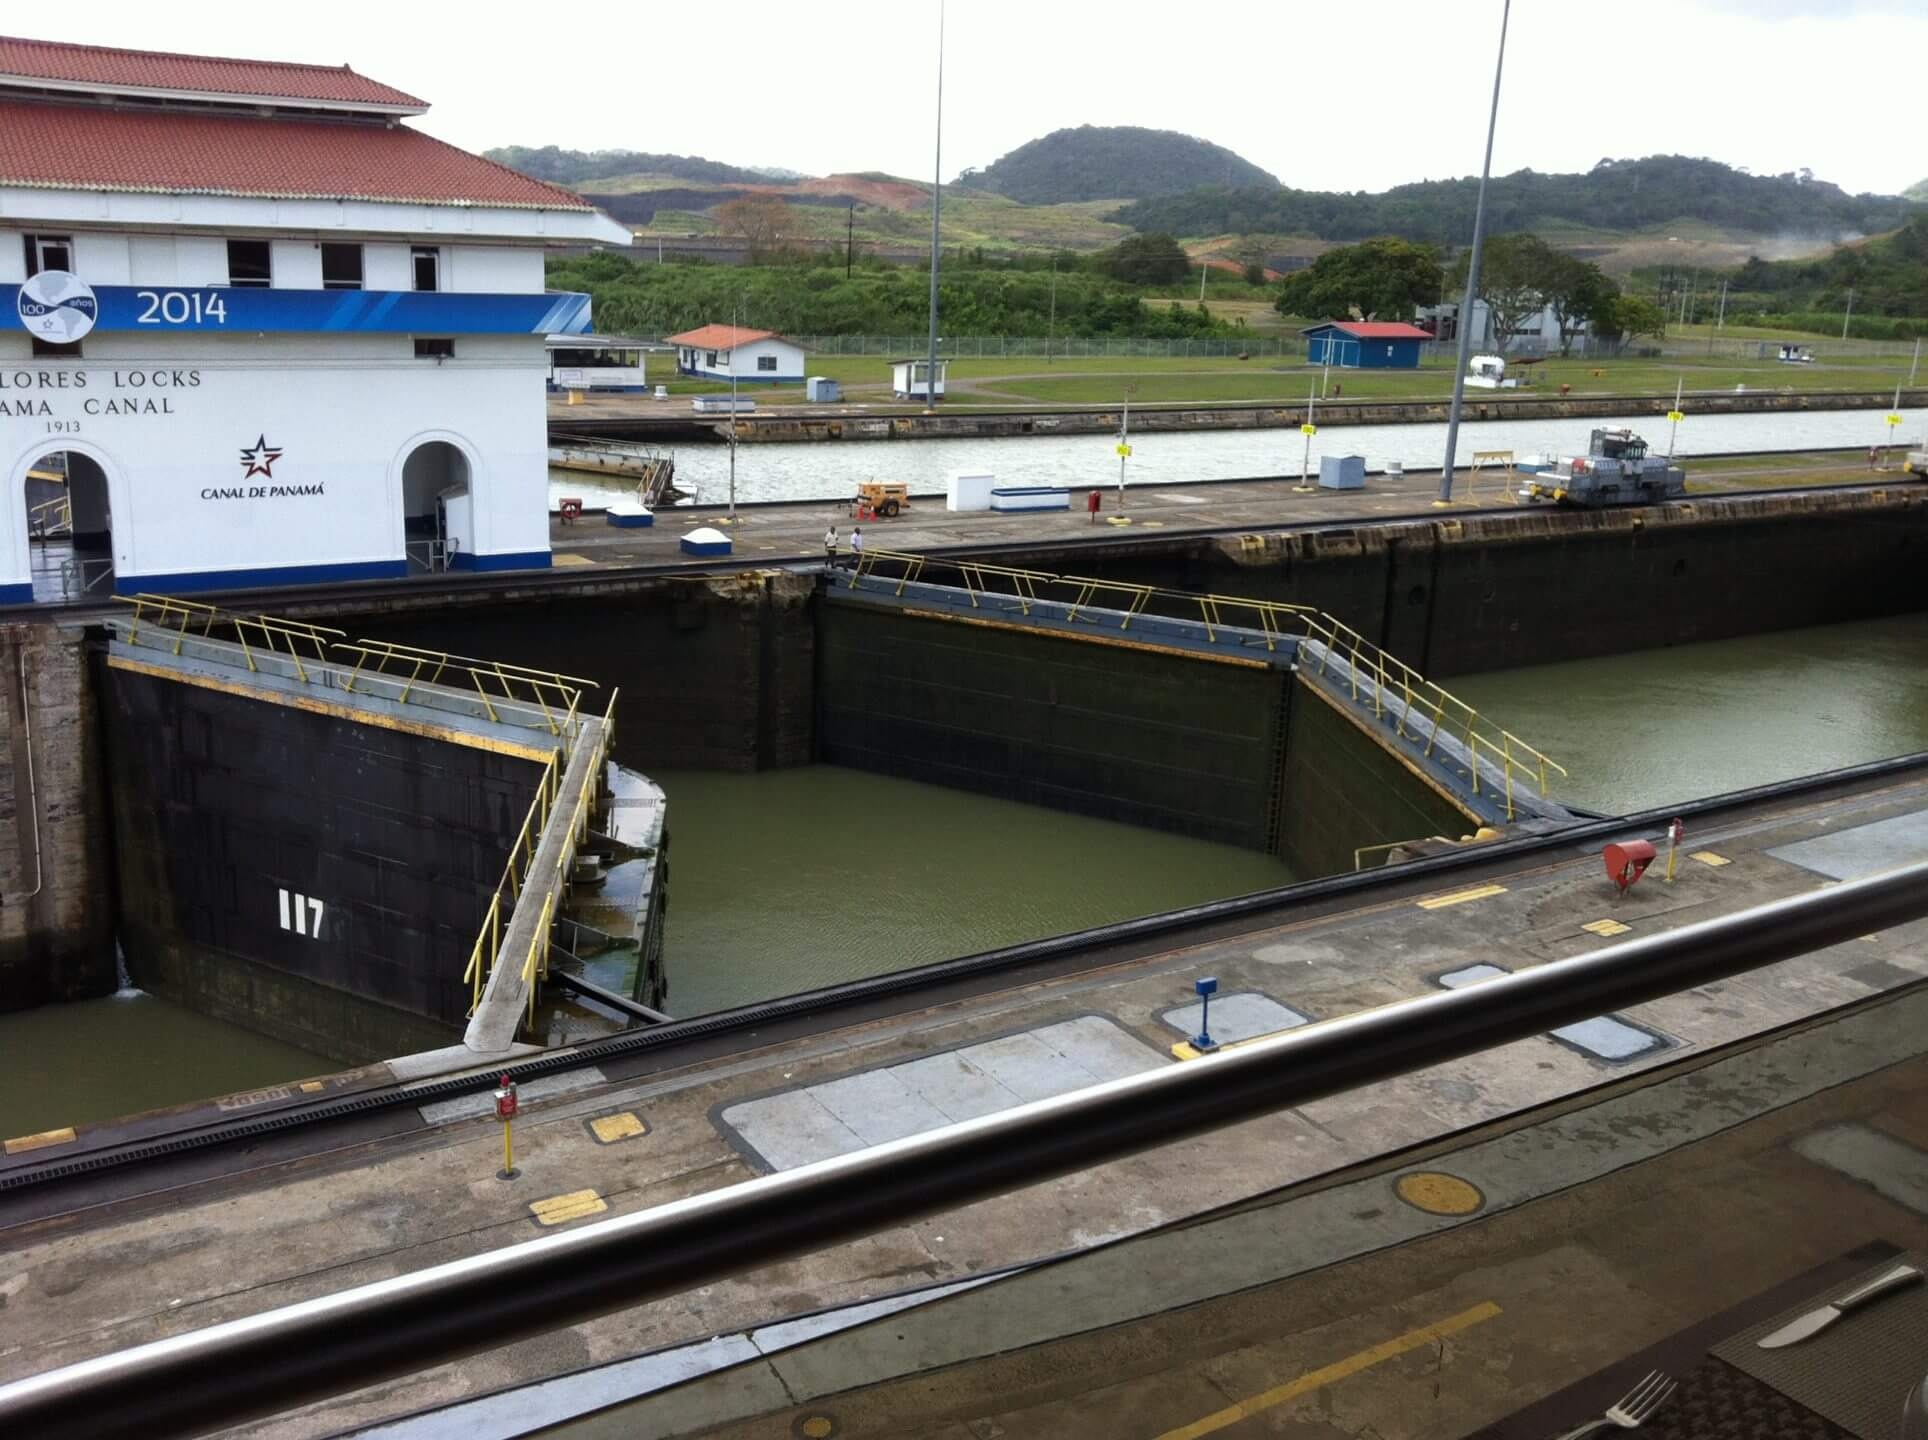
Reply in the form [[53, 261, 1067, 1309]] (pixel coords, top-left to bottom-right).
[[890, 358, 947, 400], [1416, 299, 1583, 352], [666, 325, 804, 383]]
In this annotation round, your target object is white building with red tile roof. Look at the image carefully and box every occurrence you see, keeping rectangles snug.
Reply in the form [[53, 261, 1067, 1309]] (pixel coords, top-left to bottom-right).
[[665, 325, 805, 383], [0, 35, 629, 602]]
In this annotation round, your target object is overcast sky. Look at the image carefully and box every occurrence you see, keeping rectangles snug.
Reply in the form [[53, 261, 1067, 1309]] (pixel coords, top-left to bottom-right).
[[25, 0, 1928, 196]]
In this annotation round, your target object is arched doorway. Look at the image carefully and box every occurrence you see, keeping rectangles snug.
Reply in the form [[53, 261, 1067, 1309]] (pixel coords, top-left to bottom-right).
[[24, 449, 114, 600], [400, 441, 471, 573]]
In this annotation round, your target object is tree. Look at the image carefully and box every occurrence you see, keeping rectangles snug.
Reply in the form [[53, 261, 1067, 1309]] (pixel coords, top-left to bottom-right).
[[1539, 254, 1617, 357], [1094, 233, 1192, 286], [1452, 232, 1558, 348], [714, 195, 798, 258], [1275, 237, 1443, 320], [1594, 295, 1668, 354]]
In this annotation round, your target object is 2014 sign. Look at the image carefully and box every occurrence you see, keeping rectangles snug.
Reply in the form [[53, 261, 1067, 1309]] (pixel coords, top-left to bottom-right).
[[136, 290, 227, 326]]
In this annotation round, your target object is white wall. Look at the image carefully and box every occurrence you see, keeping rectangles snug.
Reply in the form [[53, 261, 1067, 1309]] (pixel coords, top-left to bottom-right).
[[3, 228, 558, 295], [687, 338, 805, 380], [72, 233, 130, 285], [363, 242, 412, 291], [448, 247, 543, 293], [0, 331, 550, 590], [270, 239, 322, 289], [0, 186, 630, 246]]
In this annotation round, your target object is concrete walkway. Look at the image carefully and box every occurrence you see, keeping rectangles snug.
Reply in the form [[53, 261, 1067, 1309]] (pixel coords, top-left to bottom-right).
[[3, 770, 1927, 1437], [545, 452, 1893, 574]]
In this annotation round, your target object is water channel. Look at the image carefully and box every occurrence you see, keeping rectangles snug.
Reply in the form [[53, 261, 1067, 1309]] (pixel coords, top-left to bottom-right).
[[10, 610, 1928, 1140], [551, 405, 1927, 509]]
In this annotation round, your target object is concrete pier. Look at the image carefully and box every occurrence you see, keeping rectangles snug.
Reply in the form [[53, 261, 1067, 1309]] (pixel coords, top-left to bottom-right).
[[4, 760, 1925, 1435]]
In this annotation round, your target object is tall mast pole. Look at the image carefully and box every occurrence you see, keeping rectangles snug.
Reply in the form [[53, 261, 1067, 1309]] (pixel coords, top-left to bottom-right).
[[1437, 0, 1512, 506]]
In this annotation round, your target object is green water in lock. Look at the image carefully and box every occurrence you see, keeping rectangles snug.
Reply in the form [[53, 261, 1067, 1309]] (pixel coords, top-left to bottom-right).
[[0, 988, 335, 1139], [650, 766, 1297, 1017], [10, 611, 1928, 1136], [1448, 613, 1928, 816]]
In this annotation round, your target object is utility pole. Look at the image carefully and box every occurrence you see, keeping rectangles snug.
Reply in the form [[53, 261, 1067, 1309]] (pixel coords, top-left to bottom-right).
[[1438, 0, 1511, 506], [728, 308, 739, 523], [1842, 287, 1855, 341], [1116, 393, 1131, 510], [846, 203, 854, 280], [1715, 278, 1728, 330], [1911, 336, 1920, 386], [1047, 254, 1057, 365], [1198, 259, 1207, 305], [1297, 383, 1317, 491], [924, 0, 945, 413]]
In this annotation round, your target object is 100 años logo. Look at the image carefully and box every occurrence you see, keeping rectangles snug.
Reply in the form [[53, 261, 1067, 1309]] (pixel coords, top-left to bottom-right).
[[16, 271, 99, 342]]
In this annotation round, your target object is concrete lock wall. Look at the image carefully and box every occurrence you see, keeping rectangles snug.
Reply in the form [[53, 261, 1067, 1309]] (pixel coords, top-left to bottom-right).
[[97, 658, 546, 1063], [817, 598, 1290, 850], [1017, 491, 1928, 679], [0, 624, 116, 1011], [319, 570, 818, 774], [1279, 677, 1479, 879]]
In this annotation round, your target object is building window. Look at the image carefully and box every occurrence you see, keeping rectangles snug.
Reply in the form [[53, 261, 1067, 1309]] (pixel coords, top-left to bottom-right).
[[320, 243, 363, 290], [226, 239, 272, 288], [413, 337, 455, 358], [705, 350, 719, 367], [411, 246, 440, 292], [22, 234, 74, 276], [757, 355, 777, 372], [31, 337, 82, 358]]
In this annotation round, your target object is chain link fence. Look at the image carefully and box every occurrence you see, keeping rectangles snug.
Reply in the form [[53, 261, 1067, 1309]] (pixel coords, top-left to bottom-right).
[[790, 335, 1302, 360]]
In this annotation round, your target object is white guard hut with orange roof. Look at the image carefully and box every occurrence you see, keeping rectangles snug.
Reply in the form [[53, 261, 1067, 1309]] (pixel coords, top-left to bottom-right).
[[0, 35, 629, 603], [666, 325, 805, 384]]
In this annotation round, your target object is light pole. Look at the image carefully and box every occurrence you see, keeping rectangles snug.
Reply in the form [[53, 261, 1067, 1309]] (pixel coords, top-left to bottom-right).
[[924, 0, 945, 413], [1116, 390, 1132, 510], [1842, 287, 1855, 342], [1048, 254, 1057, 365], [1437, 0, 1512, 506]]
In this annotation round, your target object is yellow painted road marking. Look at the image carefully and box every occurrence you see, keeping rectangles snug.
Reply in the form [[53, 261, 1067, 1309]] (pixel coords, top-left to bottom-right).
[[299, 1080, 326, 1093], [1395, 1171, 1485, 1216], [1690, 850, 1731, 867], [1416, 883, 1507, 910], [529, 1189, 608, 1226], [1154, 1300, 1503, 1440], [1581, 918, 1632, 937], [588, 1111, 648, 1144], [4, 1126, 77, 1156], [552, 553, 595, 567]]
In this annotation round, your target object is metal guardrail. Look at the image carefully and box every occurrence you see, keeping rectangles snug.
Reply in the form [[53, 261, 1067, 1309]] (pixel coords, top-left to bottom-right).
[[847, 549, 1567, 818], [28, 493, 71, 539], [112, 595, 612, 1039], [4, 861, 1924, 1438], [463, 689, 620, 1034]]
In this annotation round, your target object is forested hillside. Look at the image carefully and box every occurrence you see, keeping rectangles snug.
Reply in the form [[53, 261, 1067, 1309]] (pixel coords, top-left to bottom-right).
[[1116, 156, 1918, 244], [547, 252, 1240, 338], [965, 126, 1279, 204], [483, 146, 775, 187]]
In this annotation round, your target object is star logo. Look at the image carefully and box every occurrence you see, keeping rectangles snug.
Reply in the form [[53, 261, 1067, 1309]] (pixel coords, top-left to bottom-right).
[[239, 434, 284, 480]]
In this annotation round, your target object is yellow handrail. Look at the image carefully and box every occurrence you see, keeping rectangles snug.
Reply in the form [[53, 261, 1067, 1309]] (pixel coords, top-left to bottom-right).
[[846, 548, 1567, 819]]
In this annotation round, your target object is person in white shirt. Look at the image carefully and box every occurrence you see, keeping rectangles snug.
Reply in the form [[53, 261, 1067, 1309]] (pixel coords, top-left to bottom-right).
[[824, 525, 839, 566], [849, 527, 864, 567]]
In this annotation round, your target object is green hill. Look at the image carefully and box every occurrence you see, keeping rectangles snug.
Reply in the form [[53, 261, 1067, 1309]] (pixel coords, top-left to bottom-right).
[[1115, 156, 1919, 246], [1907, 178, 1928, 202], [1727, 215, 1928, 324], [963, 126, 1279, 205], [482, 146, 775, 187]]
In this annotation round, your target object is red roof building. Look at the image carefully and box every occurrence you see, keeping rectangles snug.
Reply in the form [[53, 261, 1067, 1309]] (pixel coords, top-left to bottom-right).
[[0, 99, 589, 210], [664, 325, 784, 350], [0, 34, 425, 111], [1301, 321, 1435, 340]]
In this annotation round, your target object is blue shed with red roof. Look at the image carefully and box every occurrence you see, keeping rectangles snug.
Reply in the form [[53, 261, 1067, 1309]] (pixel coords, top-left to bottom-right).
[[1300, 320, 1433, 369]]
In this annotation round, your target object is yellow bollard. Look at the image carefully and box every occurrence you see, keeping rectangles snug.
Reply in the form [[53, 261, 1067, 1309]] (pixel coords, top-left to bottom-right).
[[494, 1075, 520, 1180], [1665, 818, 1683, 882]]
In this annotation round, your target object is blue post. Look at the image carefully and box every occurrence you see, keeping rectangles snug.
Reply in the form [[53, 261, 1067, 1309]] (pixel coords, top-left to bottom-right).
[[1193, 976, 1218, 1051]]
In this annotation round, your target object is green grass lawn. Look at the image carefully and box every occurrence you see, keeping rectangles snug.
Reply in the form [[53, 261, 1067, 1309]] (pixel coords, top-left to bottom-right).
[[973, 356, 1919, 406]]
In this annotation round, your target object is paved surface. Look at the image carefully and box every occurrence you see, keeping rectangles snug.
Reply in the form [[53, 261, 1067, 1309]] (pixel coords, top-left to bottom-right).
[[4, 771, 1928, 1437], [545, 452, 1894, 573]]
